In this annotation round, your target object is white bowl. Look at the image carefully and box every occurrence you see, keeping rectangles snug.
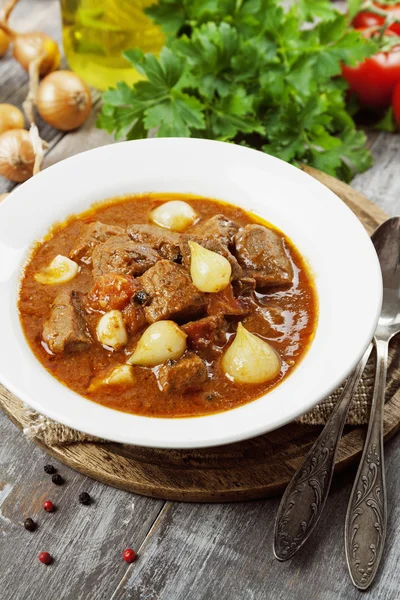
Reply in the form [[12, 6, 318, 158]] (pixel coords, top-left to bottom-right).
[[0, 139, 382, 448]]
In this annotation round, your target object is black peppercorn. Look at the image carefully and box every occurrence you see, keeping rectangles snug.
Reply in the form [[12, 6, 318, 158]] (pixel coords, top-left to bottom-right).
[[78, 492, 91, 505], [134, 290, 151, 306], [51, 474, 64, 486], [173, 253, 183, 265], [24, 517, 37, 532], [44, 464, 57, 474]]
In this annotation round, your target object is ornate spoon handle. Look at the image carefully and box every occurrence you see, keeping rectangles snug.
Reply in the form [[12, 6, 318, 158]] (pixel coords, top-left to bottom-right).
[[345, 338, 388, 590], [274, 344, 372, 561]]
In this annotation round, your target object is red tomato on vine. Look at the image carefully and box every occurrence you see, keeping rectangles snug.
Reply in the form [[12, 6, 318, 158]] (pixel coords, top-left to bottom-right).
[[353, 3, 400, 36], [341, 28, 400, 107]]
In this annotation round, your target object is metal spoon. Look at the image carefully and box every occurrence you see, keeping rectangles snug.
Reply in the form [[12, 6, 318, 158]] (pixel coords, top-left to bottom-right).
[[273, 344, 373, 561], [274, 216, 399, 562], [345, 216, 400, 590]]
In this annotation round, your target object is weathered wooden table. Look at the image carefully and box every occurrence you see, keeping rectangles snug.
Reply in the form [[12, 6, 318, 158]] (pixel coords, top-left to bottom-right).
[[1, 2, 399, 599]]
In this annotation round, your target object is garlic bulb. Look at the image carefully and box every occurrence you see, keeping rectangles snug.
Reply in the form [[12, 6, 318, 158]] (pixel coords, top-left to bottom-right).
[[88, 365, 135, 391], [150, 201, 197, 232], [34, 254, 78, 285], [222, 323, 281, 384], [127, 320, 187, 367], [96, 310, 128, 350], [188, 241, 231, 293]]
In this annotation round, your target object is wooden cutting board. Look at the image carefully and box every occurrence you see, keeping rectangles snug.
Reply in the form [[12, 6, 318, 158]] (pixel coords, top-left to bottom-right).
[[1, 166, 399, 502]]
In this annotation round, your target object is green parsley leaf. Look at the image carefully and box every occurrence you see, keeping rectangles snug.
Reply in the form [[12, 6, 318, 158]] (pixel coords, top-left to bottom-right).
[[145, 1, 184, 38], [375, 107, 397, 133], [99, 0, 377, 182], [296, 0, 338, 23], [144, 92, 205, 137], [347, 0, 364, 21]]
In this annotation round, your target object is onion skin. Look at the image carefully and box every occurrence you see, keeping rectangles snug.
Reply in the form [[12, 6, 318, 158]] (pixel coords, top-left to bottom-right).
[[0, 104, 24, 134], [0, 129, 35, 182], [0, 29, 10, 57], [13, 32, 60, 76], [37, 71, 92, 131]]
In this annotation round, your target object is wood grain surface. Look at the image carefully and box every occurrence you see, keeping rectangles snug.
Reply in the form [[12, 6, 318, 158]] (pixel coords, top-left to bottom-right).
[[1, 168, 399, 503], [0, 1, 399, 599]]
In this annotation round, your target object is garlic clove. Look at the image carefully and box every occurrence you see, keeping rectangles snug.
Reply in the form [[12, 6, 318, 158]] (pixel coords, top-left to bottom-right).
[[150, 201, 197, 232], [96, 310, 128, 350], [188, 240, 231, 293], [34, 254, 79, 285], [88, 365, 135, 391], [127, 320, 187, 367], [222, 322, 281, 384]]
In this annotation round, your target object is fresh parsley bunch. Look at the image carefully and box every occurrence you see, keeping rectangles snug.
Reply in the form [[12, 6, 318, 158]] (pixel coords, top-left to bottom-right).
[[97, 0, 377, 181]]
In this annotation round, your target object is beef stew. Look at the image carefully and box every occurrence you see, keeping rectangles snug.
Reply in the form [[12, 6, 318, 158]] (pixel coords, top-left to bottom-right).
[[19, 193, 317, 418]]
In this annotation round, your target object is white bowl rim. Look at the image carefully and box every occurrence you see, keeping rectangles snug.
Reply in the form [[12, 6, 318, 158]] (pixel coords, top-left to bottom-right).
[[0, 138, 382, 448]]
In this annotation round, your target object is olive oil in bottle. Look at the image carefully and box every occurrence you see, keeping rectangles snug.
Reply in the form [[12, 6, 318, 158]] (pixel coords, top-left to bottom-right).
[[61, 0, 164, 90]]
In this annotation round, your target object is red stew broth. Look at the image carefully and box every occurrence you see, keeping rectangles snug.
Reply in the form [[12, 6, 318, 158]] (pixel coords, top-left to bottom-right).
[[18, 194, 318, 418]]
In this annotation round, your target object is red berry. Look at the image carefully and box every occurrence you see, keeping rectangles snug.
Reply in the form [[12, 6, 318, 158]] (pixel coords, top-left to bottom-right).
[[43, 500, 54, 512], [123, 548, 136, 563], [39, 552, 52, 565]]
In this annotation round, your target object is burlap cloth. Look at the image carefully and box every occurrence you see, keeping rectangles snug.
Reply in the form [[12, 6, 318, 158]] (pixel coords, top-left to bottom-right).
[[20, 344, 399, 447]]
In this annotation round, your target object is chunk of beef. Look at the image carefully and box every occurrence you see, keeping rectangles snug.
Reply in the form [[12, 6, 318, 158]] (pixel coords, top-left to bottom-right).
[[242, 306, 286, 339], [181, 236, 242, 281], [92, 235, 160, 278], [85, 273, 140, 313], [157, 352, 208, 394], [127, 224, 182, 262], [232, 276, 256, 297], [42, 290, 92, 354], [190, 214, 238, 247], [207, 283, 249, 318], [70, 221, 124, 262], [139, 260, 207, 323], [182, 315, 227, 353], [234, 224, 293, 288], [122, 303, 147, 336]]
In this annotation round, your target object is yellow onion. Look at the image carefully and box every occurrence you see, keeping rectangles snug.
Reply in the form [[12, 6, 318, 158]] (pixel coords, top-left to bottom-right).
[[188, 240, 231, 293], [88, 365, 135, 392], [96, 310, 128, 350], [222, 322, 281, 384], [37, 71, 92, 131], [150, 200, 197, 232], [0, 128, 35, 182], [0, 104, 24, 135], [127, 320, 187, 367], [13, 32, 60, 76], [0, 29, 10, 57], [34, 254, 79, 285]]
